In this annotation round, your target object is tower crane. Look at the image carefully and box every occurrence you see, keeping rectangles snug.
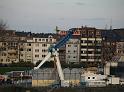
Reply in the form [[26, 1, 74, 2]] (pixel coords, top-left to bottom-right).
[[34, 29, 74, 87]]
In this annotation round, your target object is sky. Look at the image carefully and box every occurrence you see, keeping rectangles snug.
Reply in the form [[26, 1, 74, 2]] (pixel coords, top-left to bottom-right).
[[0, 0, 124, 33]]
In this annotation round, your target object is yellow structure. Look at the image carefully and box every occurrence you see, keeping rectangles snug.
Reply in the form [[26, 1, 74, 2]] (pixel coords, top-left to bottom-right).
[[32, 79, 80, 87]]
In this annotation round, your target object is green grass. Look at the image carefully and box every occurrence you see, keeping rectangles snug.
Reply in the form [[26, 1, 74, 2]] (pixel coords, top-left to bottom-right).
[[0, 67, 31, 74]]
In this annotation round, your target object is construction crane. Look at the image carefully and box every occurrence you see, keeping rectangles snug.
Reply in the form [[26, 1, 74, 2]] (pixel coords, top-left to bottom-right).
[[34, 29, 74, 87]]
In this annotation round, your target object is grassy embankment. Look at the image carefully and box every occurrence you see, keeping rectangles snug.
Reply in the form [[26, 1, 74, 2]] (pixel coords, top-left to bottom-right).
[[0, 67, 31, 74]]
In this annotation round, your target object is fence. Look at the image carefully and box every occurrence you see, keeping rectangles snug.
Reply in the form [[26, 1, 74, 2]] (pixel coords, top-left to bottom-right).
[[32, 68, 82, 87]]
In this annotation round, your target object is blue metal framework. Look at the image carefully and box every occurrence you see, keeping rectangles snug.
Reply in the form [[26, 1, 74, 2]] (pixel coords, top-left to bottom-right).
[[48, 29, 74, 52]]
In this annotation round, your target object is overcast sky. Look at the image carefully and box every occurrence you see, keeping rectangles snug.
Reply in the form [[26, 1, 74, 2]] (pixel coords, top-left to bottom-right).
[[0, 0, 124, 33]]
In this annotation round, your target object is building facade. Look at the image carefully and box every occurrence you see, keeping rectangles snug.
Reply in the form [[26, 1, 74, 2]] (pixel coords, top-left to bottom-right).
[[31, 35, 56, 64], [19, 41, 33, 63], [116, 42, 124, 55], [80, 27, 103, 66], [66, 39, 80, 64], [58, 29, 81, 64], [0, 36, 27, 64]]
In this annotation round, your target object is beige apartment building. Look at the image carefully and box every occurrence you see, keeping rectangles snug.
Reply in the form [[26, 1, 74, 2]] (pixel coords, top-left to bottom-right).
[[0, 40, 19, 64], [19, 41, 33, 63], [0, 36, 27, 64], [0, 33, 56, 64], [31, 35, 56, 64]]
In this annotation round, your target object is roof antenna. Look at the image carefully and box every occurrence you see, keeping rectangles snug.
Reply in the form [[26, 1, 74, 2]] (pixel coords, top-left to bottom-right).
[[105, 24, 107, 30], [110, 18, 112, 30]]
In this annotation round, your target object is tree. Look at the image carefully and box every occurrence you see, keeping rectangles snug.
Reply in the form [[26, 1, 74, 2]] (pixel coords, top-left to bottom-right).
[[0, 19, 7, 31], [10, 61, 34, 67]]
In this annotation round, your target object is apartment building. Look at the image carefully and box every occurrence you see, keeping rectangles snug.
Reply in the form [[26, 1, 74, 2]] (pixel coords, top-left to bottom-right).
[[0, 41, 9, 64], [0, 37, 25, 64], [66, 39, 80, 64], [31, 35, 56, 64], [116, 42, 124, 55], [80, 27, 103, 66], [101, 29, 121, 62], [114, 29, 124, 55], [58, 29, 81, 64], [0, 31, 31, 64], [58, 27, 103, 66], [19, 41, 33, 63]]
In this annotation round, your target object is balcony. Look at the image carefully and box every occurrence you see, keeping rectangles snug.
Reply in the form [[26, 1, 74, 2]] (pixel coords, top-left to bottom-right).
[[81, 59, 87, 61], [8, 50, 17, 53], [81, 43, 87, 45]]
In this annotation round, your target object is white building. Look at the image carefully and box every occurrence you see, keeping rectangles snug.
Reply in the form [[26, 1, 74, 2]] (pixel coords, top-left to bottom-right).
[[66, 39, 80, 64], [80, 70, 107, 87]]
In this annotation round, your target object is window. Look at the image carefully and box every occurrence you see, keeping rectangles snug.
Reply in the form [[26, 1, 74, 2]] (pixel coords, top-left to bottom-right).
[[96, 31, 101, 36], [20, 43, 23, 45], [2, 53, 6, 56], [50, 39, 52, 42], [27, 59, 31, 62], [35, 43, 39, 47], [68, 50, 70, 53], [92, 77, 95, 79], [68, 45, 71, 47], [118, 50, 121, 53], [96, 41, 101, 44], [2, 42, 6, 46], [74, 50, 76, 53], [20, 48, 23, 51], [46, 39, 48, 42], [7, 59, 10, 62], [68, 56, 70, 58], [16, 43, 18, 45], [88, 31, 94, 37], [81, 56, 88, 59], [4, 53, 6, 56], [1, 47, 6, 51], [88, 77, 90, 79], [42, 49, 46, 52], [42, 55, 46, 57], [39, 39, 41, 41], [35, 39, 37, 42], [74, 45, 77, 47], [35, 49, 39, 52], [42, 39, 45, 41], [27, 43, 31, 46], [42, 44, 47, 47], [1, 59, 3, 62], [27, 49, 31, 51], [88, 51, 93, 54], [81, 46, 87, 48], [35, 55, 39, 58], [81, 51, 86, 54]]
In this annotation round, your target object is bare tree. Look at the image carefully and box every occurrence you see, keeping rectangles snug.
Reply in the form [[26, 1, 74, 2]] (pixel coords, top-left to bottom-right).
[[0, 19, 7, 31]]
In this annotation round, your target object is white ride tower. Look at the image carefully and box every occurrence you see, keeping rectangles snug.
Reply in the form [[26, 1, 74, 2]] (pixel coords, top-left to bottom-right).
[[34, 30, 74, 87]]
